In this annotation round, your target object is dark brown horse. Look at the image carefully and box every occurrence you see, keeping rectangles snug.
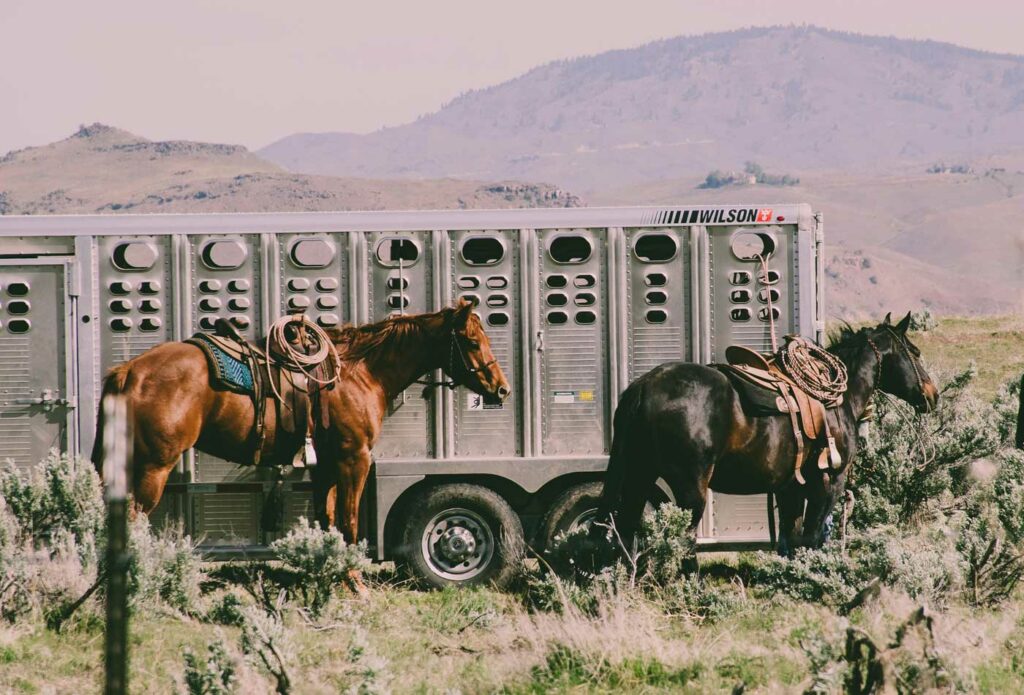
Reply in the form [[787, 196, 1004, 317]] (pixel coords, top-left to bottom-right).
[[598, 312, 939, 554], [91, 300, 510, 543]]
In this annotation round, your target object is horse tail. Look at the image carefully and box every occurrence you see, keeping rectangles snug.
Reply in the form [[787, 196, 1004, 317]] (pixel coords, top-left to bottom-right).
[[597, 378, 656, 544], [91, 364, 131, 471], [1016, 372, 1024, 450]]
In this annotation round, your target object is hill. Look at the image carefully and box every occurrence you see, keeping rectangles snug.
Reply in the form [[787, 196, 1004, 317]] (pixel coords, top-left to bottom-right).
[[0, 124, 580, 214], [258, 26, 1024, 192], [592, 167, 1024, 318]]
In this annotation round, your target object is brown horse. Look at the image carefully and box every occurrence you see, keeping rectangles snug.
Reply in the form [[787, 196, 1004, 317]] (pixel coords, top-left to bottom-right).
[[91, 300, 510, 543]]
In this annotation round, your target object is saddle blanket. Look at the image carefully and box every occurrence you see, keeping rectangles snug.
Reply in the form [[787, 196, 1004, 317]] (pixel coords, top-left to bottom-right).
[[185, 333, 255, 395]]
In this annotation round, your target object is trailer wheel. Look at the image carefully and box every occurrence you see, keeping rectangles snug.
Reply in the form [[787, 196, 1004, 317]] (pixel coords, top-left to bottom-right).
[[540, 482, 658, 552], [398, 483, 524, 590]]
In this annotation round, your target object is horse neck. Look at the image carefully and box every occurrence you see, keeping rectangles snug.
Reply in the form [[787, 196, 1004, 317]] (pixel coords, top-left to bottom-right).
[[353, 314, 449, 400], [835, 339, 880, 423]]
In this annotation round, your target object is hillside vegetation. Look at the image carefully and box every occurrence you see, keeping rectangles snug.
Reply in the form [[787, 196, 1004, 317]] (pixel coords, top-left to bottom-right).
[[1, 316, 1023, 693]]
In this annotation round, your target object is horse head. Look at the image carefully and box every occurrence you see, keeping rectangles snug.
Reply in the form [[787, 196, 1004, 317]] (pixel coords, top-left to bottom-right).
[[869, 311, 939, 413], [443, 299, 511, 405]]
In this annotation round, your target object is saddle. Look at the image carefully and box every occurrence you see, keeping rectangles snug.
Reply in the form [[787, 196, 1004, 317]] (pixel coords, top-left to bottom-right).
[[716, 344, 844, 485], [185, 317, 337, 467]]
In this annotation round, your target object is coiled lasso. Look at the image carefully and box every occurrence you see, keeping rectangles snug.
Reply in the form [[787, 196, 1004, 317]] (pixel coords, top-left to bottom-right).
[[264, 315, 342, 405], [777, 335, 848, 407]]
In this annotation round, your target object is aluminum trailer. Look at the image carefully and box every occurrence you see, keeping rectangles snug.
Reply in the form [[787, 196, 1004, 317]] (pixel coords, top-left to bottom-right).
[[0, 204, 824, 585]]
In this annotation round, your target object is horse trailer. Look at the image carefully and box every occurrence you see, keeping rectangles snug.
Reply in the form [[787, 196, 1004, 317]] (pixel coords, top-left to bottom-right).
[[0, 205, 824, 584]]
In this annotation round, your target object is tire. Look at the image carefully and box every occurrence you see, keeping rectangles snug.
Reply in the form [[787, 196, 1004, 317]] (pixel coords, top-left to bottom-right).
[[539, 482, 659, 552], [539, 482, 605, 552], [397, 483, 524, 590]]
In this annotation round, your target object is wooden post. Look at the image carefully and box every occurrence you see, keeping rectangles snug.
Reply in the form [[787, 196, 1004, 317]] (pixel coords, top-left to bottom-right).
[[102, 395, 131, 695]]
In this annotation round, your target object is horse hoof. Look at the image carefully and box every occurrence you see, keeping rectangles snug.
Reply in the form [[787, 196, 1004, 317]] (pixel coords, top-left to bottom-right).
[[347, 570, 369, 596]]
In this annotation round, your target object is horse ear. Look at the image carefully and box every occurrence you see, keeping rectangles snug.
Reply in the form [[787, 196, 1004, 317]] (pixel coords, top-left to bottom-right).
[[452, 299, 474, 327], [895, 311, 912, 334], [882, 312, 892, 326]]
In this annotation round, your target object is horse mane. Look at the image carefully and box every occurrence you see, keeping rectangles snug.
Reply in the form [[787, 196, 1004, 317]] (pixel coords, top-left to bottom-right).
[[324, 311, 448, 364], [826, 321, 870, 360]]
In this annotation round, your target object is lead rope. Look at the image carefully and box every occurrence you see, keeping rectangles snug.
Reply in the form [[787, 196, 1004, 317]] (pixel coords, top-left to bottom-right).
[[754, 252, 779, 353]]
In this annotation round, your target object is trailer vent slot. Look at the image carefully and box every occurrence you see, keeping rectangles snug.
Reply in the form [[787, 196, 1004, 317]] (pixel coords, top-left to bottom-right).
[[487, 312, 509, 327], [139, 281, 161, 295], [112, 242, 159, 271], [139, 318, 162, 332], [759, 307, 781, 322], [229, 298, 251, 311], [758, 288, 781, 304], [460, 294, 481, 307], [200, 240, 247, 270], [634, 234, 678, 262], [231, 316, 251, 330], [575, 311, 597, 325], [316, 277, 339, 292], [287, 278, 310, 292], [386, 294, 409, 309], [109, 281, 132, 295], [575, 292, 596, 306], [387, 277, 410, 291], [758, 270, 781, 285], [108, 300, 132, 314], [227, 279, 250, 293], [110, 318, 132, 332], [486, 295, 509, 308], [318, 314, 339, 327], [645, 273, 667, 287], [199, 298, 222, 312], [199, 317, 217, 330], [645, 291, 667, 305], [549, 236, 592, 264], [289, 296, 311, 310], [545, 275, 567, 289], [456, 277, 479, 290], [6, 282, 29, 297], [547, 311, 568, 325], [289, 238, 334, 268], [574, 274, 596, 288], [7, 300, 30, 315], [376, 238, 419, 266], [646, 310, 668, 324], [7, 319, 30, 334], [316, 296, 338, 310], [485, 276, 508, 289], [461, 237, 504, 266], [199, 280, 222, 293], [139, 299, 161, 313], [730, 308, 751, 322], [546, 293, 568, 307], [730, 289, 751, 303], [730, 271, 752, 286]]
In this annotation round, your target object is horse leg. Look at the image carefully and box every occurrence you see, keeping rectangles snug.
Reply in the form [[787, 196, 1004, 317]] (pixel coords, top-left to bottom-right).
[[774, 484, 806, 557], [660, 460, 712, 574], [324, 446, 372, 594], [801, 471, 837, 548], [309, 449, 338, 531]]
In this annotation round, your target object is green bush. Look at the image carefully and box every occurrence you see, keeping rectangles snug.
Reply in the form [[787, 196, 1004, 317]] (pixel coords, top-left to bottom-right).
[[181, 640, 237, 695], [128, 518, 205, 616], [269, 518, 369, 618]]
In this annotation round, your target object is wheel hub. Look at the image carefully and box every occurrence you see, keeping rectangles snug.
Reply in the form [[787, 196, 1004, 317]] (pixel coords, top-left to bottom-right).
[[421, 508, 495, 581], [439, 526, 477, 562]]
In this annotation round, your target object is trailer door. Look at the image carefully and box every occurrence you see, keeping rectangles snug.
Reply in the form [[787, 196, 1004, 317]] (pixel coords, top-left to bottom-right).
[[0, 262, 72, 468]]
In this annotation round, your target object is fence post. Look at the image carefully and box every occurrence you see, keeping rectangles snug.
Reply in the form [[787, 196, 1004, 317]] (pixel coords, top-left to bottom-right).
[[102, 395, 131, 695]]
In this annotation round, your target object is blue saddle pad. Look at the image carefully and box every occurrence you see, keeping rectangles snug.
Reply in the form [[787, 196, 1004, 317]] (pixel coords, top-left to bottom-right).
[[185, 333, 255, 395]]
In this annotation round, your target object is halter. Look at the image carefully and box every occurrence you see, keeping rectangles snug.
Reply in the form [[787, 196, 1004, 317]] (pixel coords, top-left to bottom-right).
[[415, 329, 497, 393], [865, 327, 926, 406]]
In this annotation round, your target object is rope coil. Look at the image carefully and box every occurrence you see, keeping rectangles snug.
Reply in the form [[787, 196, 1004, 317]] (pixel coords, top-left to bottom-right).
[[264, 315, 342, 404], [777, 336, 848, 407]]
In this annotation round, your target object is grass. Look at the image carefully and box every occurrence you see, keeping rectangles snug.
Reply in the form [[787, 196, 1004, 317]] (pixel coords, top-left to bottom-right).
[[2, 314, 1023, 693]]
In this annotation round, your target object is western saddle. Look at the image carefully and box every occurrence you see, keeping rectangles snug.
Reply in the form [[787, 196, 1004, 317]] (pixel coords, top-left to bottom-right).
[[715, 338, 846, 485], [185, 316, 340, 467]]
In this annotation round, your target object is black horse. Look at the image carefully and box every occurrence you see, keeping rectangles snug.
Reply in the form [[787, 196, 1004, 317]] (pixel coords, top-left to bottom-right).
[[598, 312, 939, 554]]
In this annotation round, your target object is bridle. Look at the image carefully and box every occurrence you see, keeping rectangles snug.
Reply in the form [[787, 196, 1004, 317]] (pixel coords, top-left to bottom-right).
[[865, 327, 927, 406], [415, 328, 497, 392]]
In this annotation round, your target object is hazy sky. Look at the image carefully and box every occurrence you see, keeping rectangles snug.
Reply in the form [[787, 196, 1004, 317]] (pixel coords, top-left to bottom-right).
[[2, 0, 1022, 155]]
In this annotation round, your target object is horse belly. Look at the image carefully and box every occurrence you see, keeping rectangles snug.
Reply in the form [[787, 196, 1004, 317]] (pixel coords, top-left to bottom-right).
[[708, 454, 780, 495]]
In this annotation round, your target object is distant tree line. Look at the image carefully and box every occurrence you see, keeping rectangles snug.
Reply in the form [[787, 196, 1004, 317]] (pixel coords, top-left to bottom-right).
[[700, 162, 800, 189]]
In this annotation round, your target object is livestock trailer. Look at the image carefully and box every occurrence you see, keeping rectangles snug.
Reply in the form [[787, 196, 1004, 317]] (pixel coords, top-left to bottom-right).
[[0, 204, 824, 586]]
